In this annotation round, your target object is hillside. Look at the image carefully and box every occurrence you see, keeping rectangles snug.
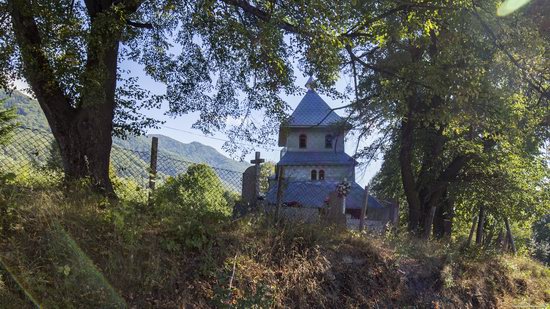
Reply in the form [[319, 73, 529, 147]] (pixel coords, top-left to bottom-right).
[[0, 188, 548, 308], [1, 90, 249, 176], [1, 90, 50, 131], [113, 134, 248, 172]]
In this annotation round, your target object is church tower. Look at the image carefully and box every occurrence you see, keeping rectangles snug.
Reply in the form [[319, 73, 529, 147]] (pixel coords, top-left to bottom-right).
[[266, 78, 381, 217], [276, 77, 356, 182]]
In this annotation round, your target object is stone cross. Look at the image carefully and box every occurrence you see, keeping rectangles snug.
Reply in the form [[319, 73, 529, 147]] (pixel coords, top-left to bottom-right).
[[250, 151, 265, 201]]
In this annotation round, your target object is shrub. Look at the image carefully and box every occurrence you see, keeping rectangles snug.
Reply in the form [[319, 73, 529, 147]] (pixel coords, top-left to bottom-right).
[[0, 106, 16, 145], [153, 164, 233, 250]]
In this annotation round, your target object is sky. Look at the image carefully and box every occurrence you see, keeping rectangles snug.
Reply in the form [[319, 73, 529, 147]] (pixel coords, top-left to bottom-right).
[[124, 60, 382, 186]]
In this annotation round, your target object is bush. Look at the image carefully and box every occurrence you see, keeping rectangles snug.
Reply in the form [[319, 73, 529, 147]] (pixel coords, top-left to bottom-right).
[[0, 106, 16, 145], [153, 164, 233, 250]]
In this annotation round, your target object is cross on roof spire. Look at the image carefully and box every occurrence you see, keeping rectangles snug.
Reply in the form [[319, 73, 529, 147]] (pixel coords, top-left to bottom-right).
[[305, 76, 316, 90]]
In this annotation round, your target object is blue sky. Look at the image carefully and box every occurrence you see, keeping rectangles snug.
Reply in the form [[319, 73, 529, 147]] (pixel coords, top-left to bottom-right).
[[121, 58, 382, 186]]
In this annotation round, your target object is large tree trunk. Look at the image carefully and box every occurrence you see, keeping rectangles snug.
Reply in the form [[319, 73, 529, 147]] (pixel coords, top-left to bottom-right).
[[420, 186, 446, 239], [57, 107, 115, 193], [399, 104, 422, 233], [476, 206, 485, 245], [399, 109, 472, 237], [467, 215, 478, 247], [420, 152, 472, 239], [442, 206, 453, 238], [504, 217, 517, 254], [433, 205, 445, 238], [9, 0, 125, 194], [433, 192, 453, 239]]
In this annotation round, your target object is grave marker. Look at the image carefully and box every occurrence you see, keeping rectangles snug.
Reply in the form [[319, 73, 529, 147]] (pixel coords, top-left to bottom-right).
[[241, 166, 257, 205]]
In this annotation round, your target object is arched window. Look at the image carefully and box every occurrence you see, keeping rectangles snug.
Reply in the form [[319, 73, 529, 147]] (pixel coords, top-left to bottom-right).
[[299, 134, 307, 148], [319, 170, 325, 180], [325, 134, 333, 149], [311, 170, 317, 180]]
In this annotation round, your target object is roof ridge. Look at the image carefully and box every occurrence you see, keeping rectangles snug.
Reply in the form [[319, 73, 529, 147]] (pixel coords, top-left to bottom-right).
[[286, 90, 344, 127]]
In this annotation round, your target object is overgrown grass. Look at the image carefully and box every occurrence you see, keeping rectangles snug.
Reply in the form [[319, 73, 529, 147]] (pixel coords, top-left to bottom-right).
[[0, 185, 548, 308]]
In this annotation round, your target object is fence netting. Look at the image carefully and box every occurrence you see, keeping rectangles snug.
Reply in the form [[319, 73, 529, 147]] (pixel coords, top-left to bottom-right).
[[0, 127, 245, 204], [263, 173, 399, 230], [1, 127, 398, 229]]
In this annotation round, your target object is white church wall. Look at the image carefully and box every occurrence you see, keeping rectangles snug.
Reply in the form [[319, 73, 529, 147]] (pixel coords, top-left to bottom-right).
[[284, 165, 354, 181], [285, 128, 345, 152]]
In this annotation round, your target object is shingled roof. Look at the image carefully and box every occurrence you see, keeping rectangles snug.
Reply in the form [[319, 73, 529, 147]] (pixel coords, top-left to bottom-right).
[[265, 180, 384, 210], [286, 90, 344, 127]]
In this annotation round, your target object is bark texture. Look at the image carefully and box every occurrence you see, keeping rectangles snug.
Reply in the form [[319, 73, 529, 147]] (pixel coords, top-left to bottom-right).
[[8, 0, 141, 193]]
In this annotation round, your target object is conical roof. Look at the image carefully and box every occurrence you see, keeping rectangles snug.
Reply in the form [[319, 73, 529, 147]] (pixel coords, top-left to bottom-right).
[[286, 90, 344, 127]]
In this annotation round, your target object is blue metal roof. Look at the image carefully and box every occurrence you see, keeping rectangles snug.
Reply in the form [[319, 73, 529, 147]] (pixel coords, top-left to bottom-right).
[[265, 180, 384, 210], [279, 151, 356, 166], [287, 90, 344, 127]]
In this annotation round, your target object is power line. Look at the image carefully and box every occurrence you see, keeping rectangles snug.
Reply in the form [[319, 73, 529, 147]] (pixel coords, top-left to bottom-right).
[[157, 122, 366, 154], [156, 125, 278, 152]]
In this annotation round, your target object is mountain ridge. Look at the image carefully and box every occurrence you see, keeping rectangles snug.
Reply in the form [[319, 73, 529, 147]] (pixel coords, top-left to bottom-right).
[[1, 90, 249, 172]]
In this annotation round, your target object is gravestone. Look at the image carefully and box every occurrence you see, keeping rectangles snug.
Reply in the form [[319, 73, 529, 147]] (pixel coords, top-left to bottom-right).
[[234, 166, 257, 218], [241, 166, 257, 205], [321, 191, 346, 227], [235, 152, 264, 219]]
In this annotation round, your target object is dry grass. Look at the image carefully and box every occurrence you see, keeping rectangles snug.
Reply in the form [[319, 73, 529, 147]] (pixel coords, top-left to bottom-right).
[[0, 188, 549, 308]]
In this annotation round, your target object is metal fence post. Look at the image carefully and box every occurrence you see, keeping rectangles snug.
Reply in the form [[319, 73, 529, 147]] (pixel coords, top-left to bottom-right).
[[148, 137, 158, 204], [341, 194, 346, 215], [275, 166, 285, 220], [359, 185, 369, 231]]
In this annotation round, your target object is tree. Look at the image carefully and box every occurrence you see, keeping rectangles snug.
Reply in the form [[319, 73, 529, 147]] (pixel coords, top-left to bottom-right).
[[359, 1, 549, 237], [152, 164, 232, 249], [46, 139, 63, 171], [155, 164, 230, 215], [0, 104, 15, 144], [532, 215, 550, 265], [0, 0, 346, 193], [260, 161, 275, 194]]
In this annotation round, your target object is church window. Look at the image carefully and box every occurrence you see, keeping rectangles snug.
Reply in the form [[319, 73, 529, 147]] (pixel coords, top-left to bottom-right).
[[325, 134, 333, 148], [319, 170, 325, 180], [311, 170, 317, 180], [299, 134, 307, 148]]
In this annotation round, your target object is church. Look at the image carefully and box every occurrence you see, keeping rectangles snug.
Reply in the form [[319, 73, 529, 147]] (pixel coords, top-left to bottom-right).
[[266, 78, 383, 219]]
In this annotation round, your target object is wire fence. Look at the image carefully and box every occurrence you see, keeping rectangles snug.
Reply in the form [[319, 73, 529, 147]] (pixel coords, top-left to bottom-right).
[[0, 127, 246, 204], [0, 126, 398, 231], [262, 170, 400, 229]]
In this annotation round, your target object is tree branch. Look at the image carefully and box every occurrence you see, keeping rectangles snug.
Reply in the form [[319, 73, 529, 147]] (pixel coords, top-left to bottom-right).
[[472, 10, 549, 99], [343, 3, 457, 39], [126, 20, 153, 29], [220, 0, 299, 33], [345, 44, 434, 90], [8, 0, 74, 127]]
